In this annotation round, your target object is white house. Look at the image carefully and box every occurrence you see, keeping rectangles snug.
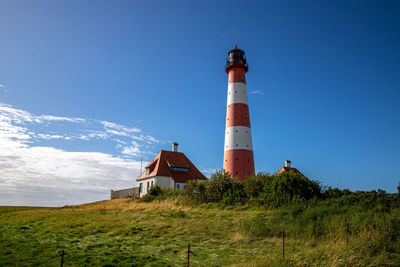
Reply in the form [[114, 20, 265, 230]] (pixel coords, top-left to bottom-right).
[[136, 143, 207, 197]]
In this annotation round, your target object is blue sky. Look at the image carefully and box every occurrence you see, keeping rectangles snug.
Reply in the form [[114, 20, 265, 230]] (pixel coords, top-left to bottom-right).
[[1, 0, 399, 205]]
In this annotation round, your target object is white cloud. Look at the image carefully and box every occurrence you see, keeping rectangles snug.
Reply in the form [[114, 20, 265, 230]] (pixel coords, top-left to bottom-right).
[[249, 90, 264, 96], [121, 146, 141, 157], [37, 133, 64, 140], [121, 140, 141, 157], [0, 103, 159, 145], [0, 84, 7, 92], [100, 120, 141, 134], [0, 103, 159, 206], [0, 139, 142, 206], [37, 115, 86, 123], [200, 168, 218, 178]]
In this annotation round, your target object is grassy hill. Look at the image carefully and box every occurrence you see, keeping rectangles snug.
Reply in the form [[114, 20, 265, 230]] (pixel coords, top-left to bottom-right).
[[0, 197, 399, 266]]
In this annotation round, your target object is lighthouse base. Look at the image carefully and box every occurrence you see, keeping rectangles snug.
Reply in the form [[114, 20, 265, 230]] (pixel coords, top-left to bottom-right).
[[223, 149, 255, 181]]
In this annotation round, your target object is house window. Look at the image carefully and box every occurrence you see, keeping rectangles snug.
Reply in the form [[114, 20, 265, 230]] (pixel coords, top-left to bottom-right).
[[145, 167, 150, 175], [151, 181, 153, 187], [139, 183, 143, 193], [147, 182, 150, 191], [170, 166, 189, 172], [176, 184, 180, 189]]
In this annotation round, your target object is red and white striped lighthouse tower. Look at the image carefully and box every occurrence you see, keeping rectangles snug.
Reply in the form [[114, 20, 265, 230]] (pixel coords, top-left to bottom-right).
[[223, 46, 255, 181]]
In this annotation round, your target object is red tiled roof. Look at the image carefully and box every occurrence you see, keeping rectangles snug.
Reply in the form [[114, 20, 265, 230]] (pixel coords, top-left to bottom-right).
[[136, 150, 207, 183], [277, 167, 303, 176]]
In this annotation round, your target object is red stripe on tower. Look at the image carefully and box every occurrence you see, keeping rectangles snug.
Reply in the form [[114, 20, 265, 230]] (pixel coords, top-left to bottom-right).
[[223, 46, 255, 181]]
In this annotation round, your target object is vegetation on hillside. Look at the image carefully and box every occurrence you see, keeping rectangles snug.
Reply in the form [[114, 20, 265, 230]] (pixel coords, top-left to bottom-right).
[[185, 171, 399, 209], [0, 172, 399, 266]]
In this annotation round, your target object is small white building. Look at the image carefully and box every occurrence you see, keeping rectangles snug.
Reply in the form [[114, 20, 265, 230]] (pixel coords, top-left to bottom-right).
[[136, 143, 207, 197]]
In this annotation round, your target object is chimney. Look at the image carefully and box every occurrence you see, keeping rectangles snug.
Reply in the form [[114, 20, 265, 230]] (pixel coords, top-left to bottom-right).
[[172, 142, 178, 152], [285, 160, 291, 168]]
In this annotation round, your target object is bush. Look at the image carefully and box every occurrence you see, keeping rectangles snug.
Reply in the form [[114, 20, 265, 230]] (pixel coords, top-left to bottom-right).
[[185, 180, 206, 203], [140, 185, 162, 202], [204, 171, 232, 202], [243, 172, 272, 198], [185, 171, 233, 203], [222, 182, 248, 205], [184, 171, 323, 207], [257, 172, 321, 208]]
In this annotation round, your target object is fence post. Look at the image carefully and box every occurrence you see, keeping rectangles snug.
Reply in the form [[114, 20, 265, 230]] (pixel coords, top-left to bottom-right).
[[282, 230, 285, 259], [60, 250, 64, 267], [383, 213, 387, 252], [383, 213, 387, 232], [186, 242, 192, 267]]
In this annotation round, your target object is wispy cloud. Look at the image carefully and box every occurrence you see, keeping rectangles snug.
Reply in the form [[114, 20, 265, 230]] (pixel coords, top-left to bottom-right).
[[249, 90, 264, 96], [0, 103, 159, 149], [37, 115, 85, 123], [200, 168, 219, 177], [0, 103, 158, 206]]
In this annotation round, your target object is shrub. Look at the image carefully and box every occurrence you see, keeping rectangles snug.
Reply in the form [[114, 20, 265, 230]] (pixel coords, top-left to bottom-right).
[[140, 185, 162, 202], [185, 180, 206, 203], [257, 172, 321, 208], [148, 185, 162, 196], [243, 172, 271, 198], [204, 171, 232, 202], [222, 181, 248, 205]]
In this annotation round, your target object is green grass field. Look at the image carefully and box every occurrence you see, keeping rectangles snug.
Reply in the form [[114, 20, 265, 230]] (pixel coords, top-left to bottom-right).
[[0, 198, 399, 266]]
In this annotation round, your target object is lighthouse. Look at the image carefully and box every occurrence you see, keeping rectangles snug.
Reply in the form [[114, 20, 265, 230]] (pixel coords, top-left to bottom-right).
[[223, 46, 255, 181]]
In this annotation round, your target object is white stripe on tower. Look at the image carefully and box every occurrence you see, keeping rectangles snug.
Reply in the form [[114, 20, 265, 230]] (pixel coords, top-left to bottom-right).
[[227, 82, 248, 105], [224, 126, 253, 151]]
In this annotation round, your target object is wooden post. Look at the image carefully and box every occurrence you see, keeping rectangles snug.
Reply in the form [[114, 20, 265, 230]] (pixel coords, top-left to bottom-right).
[[60, 250, 64, 267], [383, 213, 387, 252], [282, 230, 285, 259], [186, 242, 192, 267], [346, 224, 349, 247], [383, 213, 387, 232]]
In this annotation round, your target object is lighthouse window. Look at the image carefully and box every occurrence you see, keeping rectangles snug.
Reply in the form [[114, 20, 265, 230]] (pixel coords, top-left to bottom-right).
[[236, 144, 238, 146], [236, 130, 238, 133], [235, 91, 237, 93]]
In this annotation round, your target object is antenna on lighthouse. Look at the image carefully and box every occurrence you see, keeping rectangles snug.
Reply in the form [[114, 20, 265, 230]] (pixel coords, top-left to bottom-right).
[[140, 157, 143, 175]]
